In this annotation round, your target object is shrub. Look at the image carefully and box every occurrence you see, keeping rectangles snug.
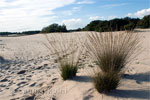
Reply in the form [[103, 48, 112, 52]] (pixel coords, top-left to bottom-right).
[[44, 34, 82, 80], [86, 31, 141, 93], [86, 31, 141, 73], [61, 64, 78, 80], [93, 71, 121, 93]]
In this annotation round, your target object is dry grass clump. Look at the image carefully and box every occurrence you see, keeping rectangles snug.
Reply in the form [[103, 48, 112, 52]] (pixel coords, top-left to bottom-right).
[[86, 31, 141, 93], [86, 31, 141, 73], [93, 71, 121, 93], [61, 63, 78, 80], [44, 33, 82, 80]]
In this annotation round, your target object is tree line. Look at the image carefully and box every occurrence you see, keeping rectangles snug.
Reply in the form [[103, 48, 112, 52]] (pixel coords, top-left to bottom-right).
[[0, 31, 40, 36], [83, 15, 150, 32], [40, 15, 149, 33], [0, 15, 149, 36], [41, 24, 67, 33], [41, 23, 82, 33]]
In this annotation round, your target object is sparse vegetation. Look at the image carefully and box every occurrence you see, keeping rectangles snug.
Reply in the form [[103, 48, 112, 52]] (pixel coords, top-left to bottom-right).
[[44, 34, 82, 80], [86, 31, 141, 93]]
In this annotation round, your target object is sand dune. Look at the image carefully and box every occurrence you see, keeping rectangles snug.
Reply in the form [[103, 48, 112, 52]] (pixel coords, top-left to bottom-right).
[[0, 29, 150, 100]]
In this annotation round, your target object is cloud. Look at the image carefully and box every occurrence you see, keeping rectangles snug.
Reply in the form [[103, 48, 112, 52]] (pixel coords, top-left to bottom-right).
[[108, 16, 117, 20], [77, 0, 94, 4], [62, 18, 84, 29], [101, 3, 128, 8], [0, 0, 75, 32], [89, 16, 104, 20], [89, 16, 118, 20], [127, 8, 150, 18], [62, 6, 81, 16]]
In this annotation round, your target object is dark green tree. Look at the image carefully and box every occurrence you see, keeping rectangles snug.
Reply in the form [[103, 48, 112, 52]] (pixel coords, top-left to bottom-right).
[[41, 23, 67, 33], [83, 17, 140, 32], [137, 15, 150, 28]]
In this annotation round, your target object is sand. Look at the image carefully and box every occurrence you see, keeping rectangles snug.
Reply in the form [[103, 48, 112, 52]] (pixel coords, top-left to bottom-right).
[[0, 29, 150, 100]]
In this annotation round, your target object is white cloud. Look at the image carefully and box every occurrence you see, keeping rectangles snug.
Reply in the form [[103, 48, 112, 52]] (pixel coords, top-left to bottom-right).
[[108, 16, 117, 20], [77, 0, 94, 4], [0, 0, 75, 32], [89, 16, 104, 20], [89, 16, 118, 21], [101, 3, 128, 8], [72, 6, 81, 10], [127, 8, 150, 18], [62, 6, 81, 16], [62, 18, 84, 29]]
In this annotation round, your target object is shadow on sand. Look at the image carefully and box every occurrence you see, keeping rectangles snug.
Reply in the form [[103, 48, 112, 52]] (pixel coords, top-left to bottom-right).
[[72, 73, 150, 99], [72, 76, 92, 83], [108, 89, 150, 99], [0, 56, 14, 70], [107, 72, 150, 99], [0, 56, 10, 64], [123, 72, 150, 82]]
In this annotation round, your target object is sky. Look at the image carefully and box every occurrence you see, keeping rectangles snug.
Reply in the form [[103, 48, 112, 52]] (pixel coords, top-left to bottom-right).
[[0, 0, 150, 32]]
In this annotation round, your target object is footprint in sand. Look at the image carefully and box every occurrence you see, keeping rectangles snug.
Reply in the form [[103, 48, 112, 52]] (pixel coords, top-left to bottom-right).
[[17, 81, 27, 87], [83, 95, 94, 100], [0, 78, 8, 82], [136, 80, 141, 84], [29, 82, 36, 87], [17, 70, 26, 74], [0, 84, 6, 87]]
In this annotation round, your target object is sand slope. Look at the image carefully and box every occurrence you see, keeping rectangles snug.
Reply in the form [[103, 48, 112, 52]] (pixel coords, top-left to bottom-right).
[[0, 29, 150, 100]]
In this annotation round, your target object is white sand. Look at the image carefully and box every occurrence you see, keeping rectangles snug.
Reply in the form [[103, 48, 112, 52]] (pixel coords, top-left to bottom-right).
[[0, 29, 150, 100]]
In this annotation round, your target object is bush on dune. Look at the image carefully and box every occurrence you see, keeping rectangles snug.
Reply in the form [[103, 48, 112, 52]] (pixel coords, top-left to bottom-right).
[[86, 31, 141, 93], [86, 31, 141, 73], [44, 34, 82, 80], [93, 71, 121, 93], [61, 63, 78, 80]]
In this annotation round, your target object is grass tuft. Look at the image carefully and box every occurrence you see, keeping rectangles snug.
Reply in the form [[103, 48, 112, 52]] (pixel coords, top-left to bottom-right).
[[86, 31, 141, 73], [43, 33, 83, 80], [93, 71, 121, 93], [86, 31, 141, 93], [61, 64, 78, 80]]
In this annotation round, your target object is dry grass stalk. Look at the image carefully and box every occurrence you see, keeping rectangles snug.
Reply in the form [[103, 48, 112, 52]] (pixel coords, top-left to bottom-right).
[[85, 31, 141, 93], [86, 31, 141, 73], [43, 33, 83, 80]]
